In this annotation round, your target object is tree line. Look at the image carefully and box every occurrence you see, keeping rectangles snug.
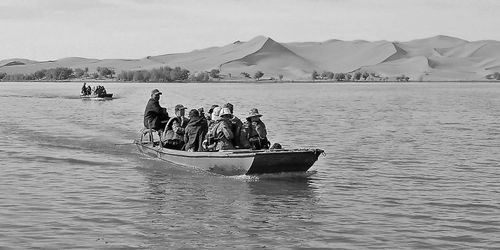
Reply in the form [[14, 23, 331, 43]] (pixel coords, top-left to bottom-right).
[[1, 66, 218, 82], [1, 66, 416, 82], [117, 66, 190, 82], [311, 70, 410, 82], [0, 66, 117, 81]]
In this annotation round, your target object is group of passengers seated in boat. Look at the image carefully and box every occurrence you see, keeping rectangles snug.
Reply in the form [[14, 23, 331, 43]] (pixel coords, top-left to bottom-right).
[[81, 82, 107, 96], [143, 89, 278, 152]]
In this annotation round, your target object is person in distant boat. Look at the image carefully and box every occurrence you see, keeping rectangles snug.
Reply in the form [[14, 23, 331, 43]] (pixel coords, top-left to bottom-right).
[[244, 108, 269, 150], [183, 109, 208, 152], [143, 89, 169, 133], [94, 85, 107, 96], [81, 82, 87, 95], [163, 104, 189, 150], [222, 103, 243, 148]]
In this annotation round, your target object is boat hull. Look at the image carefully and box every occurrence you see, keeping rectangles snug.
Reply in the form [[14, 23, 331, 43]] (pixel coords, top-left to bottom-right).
[[80, 93, 113, 100], [135, 142, 323, 176]]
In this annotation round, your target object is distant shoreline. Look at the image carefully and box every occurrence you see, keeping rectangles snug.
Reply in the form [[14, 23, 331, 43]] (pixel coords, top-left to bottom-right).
[[3, 35, 500, 82], [1, 79, 499, 84]]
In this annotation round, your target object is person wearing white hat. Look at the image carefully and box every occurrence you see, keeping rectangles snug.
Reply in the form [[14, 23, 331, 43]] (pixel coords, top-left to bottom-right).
[[204, 107, 235, 151]]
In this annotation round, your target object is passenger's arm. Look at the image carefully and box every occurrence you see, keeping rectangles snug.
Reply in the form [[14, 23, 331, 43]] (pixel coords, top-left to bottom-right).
[[184, 130, 189, 144], [222, 124, 234, 140], [254, 122, 267, 139], [172, 120, 186, 135]]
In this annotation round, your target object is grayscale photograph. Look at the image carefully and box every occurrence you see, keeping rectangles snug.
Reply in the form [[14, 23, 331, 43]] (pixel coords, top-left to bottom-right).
[[1, 0, 499, 249]]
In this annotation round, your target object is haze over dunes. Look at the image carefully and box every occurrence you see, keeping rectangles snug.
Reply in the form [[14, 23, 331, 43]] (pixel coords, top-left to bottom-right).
[[2, 35, 500, 81]]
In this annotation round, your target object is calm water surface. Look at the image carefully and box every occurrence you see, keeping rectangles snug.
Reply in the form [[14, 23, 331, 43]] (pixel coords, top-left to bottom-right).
[[1, 82, 499, 249]]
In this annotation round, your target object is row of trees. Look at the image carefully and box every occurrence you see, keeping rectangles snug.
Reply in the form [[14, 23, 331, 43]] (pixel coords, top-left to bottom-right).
[[0, 66, 118, 81], [1, 67, 413, 82], [311, 70, 410, 81], [116, 68, 267, 82], [0, 67, 74, 81], [117, 66, 190, 82]]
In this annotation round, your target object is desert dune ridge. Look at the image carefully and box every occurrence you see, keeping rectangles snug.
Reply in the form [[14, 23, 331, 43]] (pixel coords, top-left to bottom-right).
[[2, 35, 500, 81]]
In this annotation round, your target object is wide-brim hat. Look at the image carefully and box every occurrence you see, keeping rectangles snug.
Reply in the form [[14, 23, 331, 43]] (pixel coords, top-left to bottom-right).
[[246, 108, 262, 118]]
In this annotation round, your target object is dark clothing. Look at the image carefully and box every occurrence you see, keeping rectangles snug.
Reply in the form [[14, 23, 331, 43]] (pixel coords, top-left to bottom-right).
[[144, 98, 169, 130], [245, 120, 269, 150], [238, 122, 252, 149], [183, 116, 208, 152], [81, 83, 87, 95], [228, 115, 243, 148], [205, 119, 235, 151], [163, 116, 189, 150], [213, 119, 235, 150]]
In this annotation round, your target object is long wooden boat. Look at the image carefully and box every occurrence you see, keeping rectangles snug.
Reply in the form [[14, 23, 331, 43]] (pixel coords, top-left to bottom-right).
[[134, 131, 324, 176], [80, 93, 113, 100]]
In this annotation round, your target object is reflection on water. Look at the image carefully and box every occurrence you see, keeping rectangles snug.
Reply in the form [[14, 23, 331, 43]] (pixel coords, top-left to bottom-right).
[[1, 82, 500, 249], [136, 161, 321, 248]]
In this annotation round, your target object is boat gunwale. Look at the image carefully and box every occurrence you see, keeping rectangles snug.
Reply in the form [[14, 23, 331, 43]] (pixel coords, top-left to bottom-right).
[[80, 94, 113, 99], [136, 141, 321, 159]]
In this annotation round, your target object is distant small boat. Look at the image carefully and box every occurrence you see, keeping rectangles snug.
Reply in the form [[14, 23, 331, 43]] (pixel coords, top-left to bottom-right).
[[134, 130, 324, 176], [80, 84, 112, 100], [80, 93, 113, 100]]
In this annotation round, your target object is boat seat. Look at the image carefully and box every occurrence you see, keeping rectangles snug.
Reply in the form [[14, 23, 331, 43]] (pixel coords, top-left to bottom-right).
[[140, 128, 163, 145]]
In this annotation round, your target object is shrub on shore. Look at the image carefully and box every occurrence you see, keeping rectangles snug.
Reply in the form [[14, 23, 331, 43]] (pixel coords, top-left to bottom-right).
[[0, 67, 75, 81], [117, 66, 190, 82]]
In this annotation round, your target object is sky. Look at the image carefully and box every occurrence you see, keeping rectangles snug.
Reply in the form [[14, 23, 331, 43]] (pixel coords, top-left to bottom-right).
[[1, 0, 499, 61]]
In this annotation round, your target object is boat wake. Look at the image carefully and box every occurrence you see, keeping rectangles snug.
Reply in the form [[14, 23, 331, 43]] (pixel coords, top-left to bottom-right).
[[231, 170, 318, 181]]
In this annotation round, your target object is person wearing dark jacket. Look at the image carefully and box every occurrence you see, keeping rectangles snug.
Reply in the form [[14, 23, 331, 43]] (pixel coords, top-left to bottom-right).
[[143, 89, 169, 132], [223, 103, 243, 148], [244, 108, 269, 150], [210, 107, 235, 151], [183, 109, 208, 152]]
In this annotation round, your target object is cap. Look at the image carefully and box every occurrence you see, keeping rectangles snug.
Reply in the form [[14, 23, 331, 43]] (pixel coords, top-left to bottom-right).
[[151, 89, 162, 96], [175, 104, 187, 111]]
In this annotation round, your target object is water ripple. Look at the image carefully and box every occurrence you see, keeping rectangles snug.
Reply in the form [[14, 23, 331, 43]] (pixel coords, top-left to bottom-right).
[[1, 82, 500, 249]]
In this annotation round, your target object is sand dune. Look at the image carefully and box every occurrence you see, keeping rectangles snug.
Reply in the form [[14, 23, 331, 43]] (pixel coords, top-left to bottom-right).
[[284, 40, 396, 73], [221, 37, 317, 79], [145, 36, 272, 72], [2, 35, 500, 81], [360, 56, 432, 80]]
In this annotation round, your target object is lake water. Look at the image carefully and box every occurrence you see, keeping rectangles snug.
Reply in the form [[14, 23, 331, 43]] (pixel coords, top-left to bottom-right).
[[1, 81, 499, 249]]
